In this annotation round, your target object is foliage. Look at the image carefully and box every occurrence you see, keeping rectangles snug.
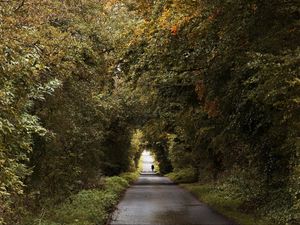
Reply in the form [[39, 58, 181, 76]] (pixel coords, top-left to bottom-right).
[[181, 183, 272, 225], [1, 0, 299, 224], [46, 190, 118, 225], [167, 167, 197, 183], [113, 0, 300, 224], [103, 176, 129, 194], [22, 174, 134, 225], [128, 129, 145, 170], [120, 171, 140, 184], [0, 0, 142, 223]]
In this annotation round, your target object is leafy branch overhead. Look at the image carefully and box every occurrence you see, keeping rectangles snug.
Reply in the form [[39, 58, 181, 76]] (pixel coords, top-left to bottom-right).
[[0, 0, 299, 225]]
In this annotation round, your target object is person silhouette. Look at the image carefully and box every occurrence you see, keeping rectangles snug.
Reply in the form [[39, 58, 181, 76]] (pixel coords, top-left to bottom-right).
[[151, 164, 154, 172]]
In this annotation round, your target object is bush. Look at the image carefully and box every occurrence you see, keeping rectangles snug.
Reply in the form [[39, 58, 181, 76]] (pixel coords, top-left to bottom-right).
[[120, 172, 140, 184], [181, 183, 272, 225], [167, 168, 197, 183], [49, 190, 118, 225], [104, 176, 129, 194], [23, 174, 135, 225]]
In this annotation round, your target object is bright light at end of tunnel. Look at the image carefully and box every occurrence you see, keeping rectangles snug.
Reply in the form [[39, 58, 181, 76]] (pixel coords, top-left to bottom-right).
[[141, 150, 154, 172]]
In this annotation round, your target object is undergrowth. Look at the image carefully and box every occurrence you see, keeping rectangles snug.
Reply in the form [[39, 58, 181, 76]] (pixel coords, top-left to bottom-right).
[[181, 183, 272, 225], [22, 172, 138, 225], [166, 167, 197, 183]]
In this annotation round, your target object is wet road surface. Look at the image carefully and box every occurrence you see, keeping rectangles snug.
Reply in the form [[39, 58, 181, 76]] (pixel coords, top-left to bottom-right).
[[110, 152, 236, 225]]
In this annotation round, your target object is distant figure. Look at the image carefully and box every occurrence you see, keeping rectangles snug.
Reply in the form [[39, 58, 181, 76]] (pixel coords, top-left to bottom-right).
[[151, 164, 154, 172]]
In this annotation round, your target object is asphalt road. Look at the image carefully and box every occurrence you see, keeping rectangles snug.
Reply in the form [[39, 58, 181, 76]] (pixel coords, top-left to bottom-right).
[[110, 151, 236, 225]]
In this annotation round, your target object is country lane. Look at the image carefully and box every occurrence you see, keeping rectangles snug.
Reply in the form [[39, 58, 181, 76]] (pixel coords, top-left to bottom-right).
[[110, 151, 237, 225]]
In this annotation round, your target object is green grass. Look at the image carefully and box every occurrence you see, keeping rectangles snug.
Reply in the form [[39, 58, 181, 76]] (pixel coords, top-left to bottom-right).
[[166, 168, 197, 183], [23, 172, 139, 225], [120, 171, 140, 183], [181, 183, 272, 225]]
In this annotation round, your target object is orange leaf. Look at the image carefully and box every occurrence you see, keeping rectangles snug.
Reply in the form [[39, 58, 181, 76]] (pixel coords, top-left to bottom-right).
[[171, 25, 178, 35]]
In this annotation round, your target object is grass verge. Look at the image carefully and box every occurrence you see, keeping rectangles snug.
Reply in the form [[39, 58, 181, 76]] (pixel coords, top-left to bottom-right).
[[22, 172, 139, 225], [166, 167, 197, 183], [180, 183, 272, 225]]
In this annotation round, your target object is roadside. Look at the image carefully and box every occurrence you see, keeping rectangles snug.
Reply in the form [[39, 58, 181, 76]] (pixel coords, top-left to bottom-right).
[[180, 183, 272, 225], [21, 171, 140, 225], [167, 171, 272, 225], [110, 152, 235, 225], [110, 173, 236, 225]]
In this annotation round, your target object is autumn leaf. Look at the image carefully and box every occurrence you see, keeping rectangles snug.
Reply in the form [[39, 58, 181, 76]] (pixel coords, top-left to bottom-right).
[[171, 25, 178, 35]]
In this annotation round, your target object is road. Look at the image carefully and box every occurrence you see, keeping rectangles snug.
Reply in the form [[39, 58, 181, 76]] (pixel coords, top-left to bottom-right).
[[110, 151, 236, 225]]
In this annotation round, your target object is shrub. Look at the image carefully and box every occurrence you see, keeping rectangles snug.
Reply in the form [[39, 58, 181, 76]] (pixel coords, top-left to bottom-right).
[[31, 190, 117, 225], [104, 176, 129, 195], [23, 174, 135, 225], [120, 172, 139, 183], [181, 183, 272, 225], [167, 167, 197, 183]]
